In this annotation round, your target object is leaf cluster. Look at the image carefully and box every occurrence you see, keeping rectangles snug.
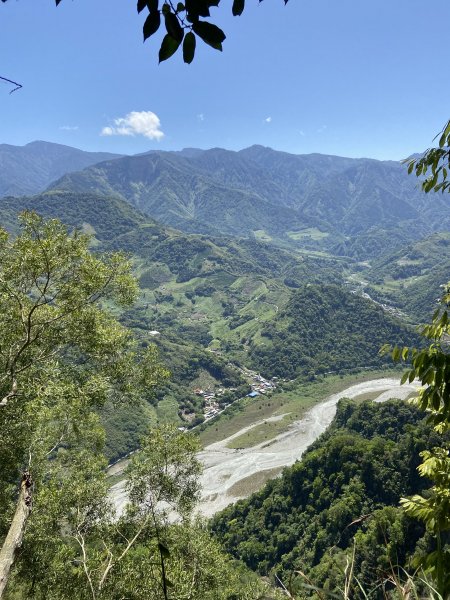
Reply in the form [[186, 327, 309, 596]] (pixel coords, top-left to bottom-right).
[[0, 0, 289, 64], [407, 120, 450, 194]]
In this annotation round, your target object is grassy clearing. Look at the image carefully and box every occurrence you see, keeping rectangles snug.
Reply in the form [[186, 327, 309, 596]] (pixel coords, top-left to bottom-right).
[[198, 369, 402, 448], [156, 396, 181, 424], [287, 227, 329, 241], [253, 229, 273, 242], [227, 417, 291, 449], [227, 467, 283, 497], [350, 389, 390, 403]]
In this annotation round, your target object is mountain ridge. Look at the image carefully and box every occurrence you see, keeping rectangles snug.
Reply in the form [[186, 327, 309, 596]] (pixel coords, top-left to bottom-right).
[[44, 143, 446, 259], [0, 140, 123, 197]]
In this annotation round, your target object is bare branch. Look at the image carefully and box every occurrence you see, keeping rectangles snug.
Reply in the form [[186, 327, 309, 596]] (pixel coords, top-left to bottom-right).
[[0, 75, 22, 94]]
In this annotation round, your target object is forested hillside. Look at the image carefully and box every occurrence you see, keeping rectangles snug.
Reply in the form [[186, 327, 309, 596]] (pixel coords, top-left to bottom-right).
[[211, 400, 447, 596], [48, 145, 450, 258], [0, 191, 344, 457], [363, 232, 450, 321], [250, 284, 417, 378], [0, 187, 425, 461]]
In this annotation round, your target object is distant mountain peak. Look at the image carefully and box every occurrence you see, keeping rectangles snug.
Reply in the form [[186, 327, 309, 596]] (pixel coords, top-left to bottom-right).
[[0, 141, 123, 198]]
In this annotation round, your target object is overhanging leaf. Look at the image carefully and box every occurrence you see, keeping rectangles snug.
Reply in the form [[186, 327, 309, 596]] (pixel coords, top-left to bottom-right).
[[232, 0, 245, 16], [192, 20, 225, 50], [165, 11, 184, 43], [159, 34, 181, 62], [143, 11, 161, 41], [183, 31, 196, 64]]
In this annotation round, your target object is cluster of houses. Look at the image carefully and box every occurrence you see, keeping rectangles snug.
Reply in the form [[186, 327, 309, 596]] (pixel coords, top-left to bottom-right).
[[247, 372, 277, 397], [193, 369, 278, 422], [193, 387, 227, 421]]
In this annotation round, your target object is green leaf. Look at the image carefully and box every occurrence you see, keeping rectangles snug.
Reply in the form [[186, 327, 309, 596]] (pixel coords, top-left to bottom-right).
[[159, 33, 181, 62], [439, 120, 450, 148], [165, 11, 184, 43], [392, 346, 401, 362], [183, 31, 196, 64], [143, 10, 161, 41], [137, 0, 148, 12], [232, 0, 245, 16], [400, 371, 409, 385], [192, 20, 226, 50], [176, 2, 185, 11]]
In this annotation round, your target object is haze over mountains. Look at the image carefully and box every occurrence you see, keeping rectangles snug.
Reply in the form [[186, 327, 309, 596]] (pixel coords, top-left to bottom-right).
[[3, 139, 449, 263], [44, 143, 450, 258], [2, 139, 448, 329], [0, 140, 122, 197]]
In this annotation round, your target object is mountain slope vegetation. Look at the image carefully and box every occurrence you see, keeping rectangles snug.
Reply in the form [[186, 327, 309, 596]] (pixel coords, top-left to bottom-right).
[[211, 399, 447, 595], [363, 232, 450, 322], [249, 284, 417, 378], [47, 144, 450, 259], [0, 140, 122, 197]]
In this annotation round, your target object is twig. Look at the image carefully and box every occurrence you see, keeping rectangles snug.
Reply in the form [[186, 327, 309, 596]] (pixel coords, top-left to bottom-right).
[[0, 75, 22, 94]]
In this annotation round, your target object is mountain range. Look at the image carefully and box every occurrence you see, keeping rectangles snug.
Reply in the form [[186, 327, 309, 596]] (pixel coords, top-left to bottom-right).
[[0, 140, 122, 197], [41, 143, 450, 259]]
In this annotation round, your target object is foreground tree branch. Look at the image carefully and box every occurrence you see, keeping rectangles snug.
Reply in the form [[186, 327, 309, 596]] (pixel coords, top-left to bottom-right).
[[0, 75, 22, 94], [0, 213, 168, 599], [0, 472, 32, 596]]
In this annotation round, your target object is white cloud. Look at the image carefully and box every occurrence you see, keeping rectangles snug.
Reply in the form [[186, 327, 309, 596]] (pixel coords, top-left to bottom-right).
[[101, 111, 164, 140], [298, 129, 306, 137], [264, 116, 272, 123], [317, 124, 327, 133], [59, 125, 79, 131], [197, 113, 205, 122]]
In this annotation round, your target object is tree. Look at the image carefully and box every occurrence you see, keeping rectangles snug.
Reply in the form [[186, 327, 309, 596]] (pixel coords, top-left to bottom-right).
[[383, 119, 450, 598], [0, 0, 288, 64], [6, 423, 279, 599], [386, 289, 450, 598], [0, 212, 168, 598], [408, 119, 450, 194]]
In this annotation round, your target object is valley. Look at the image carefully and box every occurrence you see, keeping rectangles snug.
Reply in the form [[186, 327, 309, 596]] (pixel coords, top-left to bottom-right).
[[2, 3, 450, 597], [0, 143, 440, 457], [108, 373, 420, 517], [0, 138, 449, 599]]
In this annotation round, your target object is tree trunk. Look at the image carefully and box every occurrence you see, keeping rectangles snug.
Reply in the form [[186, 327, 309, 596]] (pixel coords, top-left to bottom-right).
[[0, 473, 32, 598]]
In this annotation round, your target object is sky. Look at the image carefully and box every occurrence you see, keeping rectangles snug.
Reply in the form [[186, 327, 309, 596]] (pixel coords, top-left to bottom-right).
[[0, 0, 449, 160]]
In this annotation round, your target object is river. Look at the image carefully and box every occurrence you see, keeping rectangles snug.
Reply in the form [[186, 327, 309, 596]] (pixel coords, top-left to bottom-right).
[[109, 377, 420, 517]]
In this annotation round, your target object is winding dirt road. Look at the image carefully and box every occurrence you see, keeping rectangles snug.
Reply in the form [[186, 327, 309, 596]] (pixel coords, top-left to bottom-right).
[[110, 378, 420, 518]]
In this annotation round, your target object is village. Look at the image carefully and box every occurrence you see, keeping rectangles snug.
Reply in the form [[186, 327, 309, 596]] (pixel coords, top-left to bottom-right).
[[193, 367, 278, 422]]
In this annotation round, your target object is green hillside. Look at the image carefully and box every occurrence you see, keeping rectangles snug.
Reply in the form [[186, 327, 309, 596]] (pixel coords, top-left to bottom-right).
[[51, 152, 315, 240], [47, 145, 450, 260], [360, 232, 450, 322], [0, 140, 121, 197], [211, 400, 447, 595], [0, 190, 424, 463], [0, 191, 343, 456], [249, 284, 417, 378]]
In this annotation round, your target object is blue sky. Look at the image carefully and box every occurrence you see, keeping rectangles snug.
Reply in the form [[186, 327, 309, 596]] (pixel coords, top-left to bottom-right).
[[0, 0, 449, 159]]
